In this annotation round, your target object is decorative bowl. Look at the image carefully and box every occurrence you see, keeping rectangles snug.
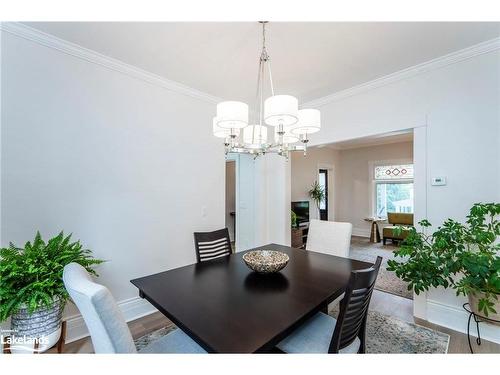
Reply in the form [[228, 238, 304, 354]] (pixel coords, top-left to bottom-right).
[[242, 250, 289, 274]]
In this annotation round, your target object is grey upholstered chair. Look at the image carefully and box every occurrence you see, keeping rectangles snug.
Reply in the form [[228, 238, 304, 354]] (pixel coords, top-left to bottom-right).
[[276, 256, 382, 354], [63, 263, 206, 353]]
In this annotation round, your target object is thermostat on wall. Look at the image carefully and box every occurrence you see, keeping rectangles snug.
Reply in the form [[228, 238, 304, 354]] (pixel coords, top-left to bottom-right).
[[431, 177, 447, 186]]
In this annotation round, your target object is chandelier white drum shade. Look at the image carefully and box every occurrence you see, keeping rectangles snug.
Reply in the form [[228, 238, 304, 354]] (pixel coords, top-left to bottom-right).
[[212, 22, 321, 160], [213, 117, 240, 138], [216, 101, 249, 129], [244, 125, 268, 147], [264, 95, 299, 127], [290, 109, 321, 135]]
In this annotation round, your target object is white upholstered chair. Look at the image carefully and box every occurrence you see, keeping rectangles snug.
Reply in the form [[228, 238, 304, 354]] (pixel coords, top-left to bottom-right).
[[306, 219, 353, 257], [306, 220, 353, 309], [63, 263, 206, 353]]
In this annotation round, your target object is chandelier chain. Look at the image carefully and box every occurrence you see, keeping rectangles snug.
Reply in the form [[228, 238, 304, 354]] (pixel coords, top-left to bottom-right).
[[267, 59, 275, 96], [260, 56, 266, 142], [256, 21, 275, 122]]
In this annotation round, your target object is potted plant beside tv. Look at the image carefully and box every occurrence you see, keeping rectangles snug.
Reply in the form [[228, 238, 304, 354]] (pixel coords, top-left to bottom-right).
[[291, 210, 304, 248], [387, 203, 500, 322], [308, 181, 325, 220], [0, 231, 103, 353]]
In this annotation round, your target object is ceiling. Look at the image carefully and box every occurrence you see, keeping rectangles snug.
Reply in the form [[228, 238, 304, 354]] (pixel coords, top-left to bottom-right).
[[24, 22, 500, 105], [318, 130, 413, 150]]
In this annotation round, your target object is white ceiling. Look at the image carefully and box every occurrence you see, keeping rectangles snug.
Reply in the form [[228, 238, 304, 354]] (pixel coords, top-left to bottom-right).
[[24, 22, 500, 105]]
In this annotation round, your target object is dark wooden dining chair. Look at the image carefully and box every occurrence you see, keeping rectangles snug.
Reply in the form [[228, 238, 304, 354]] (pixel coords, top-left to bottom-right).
[[277, 256, 382, 353], [193, 228, 233, 263]]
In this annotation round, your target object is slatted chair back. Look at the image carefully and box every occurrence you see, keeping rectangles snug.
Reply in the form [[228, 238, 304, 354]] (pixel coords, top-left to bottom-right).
[[329, 256, 383, 353], [193, 228, 233, 263]]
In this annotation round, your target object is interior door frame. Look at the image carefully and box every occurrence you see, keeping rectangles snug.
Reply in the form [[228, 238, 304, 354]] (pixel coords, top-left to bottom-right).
[[317, 163, 334, 221], [318, 168, 328, 220]]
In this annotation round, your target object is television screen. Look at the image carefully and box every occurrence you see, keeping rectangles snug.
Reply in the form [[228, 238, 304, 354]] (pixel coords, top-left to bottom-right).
[[291, 201, 309, 224]]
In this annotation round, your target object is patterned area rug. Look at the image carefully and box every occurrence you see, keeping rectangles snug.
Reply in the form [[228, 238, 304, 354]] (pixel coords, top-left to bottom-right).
[[134, 322, 177, 352], [329, 307, 449, 354], [350, 236, 413, 299], [134, 310, 449, 354]]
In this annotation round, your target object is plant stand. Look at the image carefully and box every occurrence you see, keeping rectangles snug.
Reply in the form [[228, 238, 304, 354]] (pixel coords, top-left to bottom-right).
[[462, 303, 500, 353]]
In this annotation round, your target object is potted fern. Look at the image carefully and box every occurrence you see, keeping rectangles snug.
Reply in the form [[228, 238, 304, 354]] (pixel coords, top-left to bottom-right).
[[387, 203, 500, 322], [0, 231, 103, 352]]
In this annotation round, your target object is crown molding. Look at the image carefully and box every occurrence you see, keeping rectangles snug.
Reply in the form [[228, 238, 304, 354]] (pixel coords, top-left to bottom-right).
[[2, 22, 499, 109], [0, 22, 222, 104], [303, 37, 500, 108]]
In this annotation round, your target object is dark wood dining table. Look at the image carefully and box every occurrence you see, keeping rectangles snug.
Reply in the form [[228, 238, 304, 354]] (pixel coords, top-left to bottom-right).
[[130, 243, 372, 353]]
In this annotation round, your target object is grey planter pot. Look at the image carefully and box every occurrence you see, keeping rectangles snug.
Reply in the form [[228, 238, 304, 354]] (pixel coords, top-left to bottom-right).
[[10, 298, 64, 353]]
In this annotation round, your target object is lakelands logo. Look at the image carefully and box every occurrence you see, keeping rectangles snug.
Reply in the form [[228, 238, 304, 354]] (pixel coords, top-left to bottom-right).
[[1, 329, 49, 353]]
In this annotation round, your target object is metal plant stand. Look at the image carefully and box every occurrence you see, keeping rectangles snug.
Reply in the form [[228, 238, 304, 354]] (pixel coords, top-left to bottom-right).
[[463, 303, 500, 353]]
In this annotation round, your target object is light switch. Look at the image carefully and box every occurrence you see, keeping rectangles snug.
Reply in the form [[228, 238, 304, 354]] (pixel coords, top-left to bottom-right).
[[431, 177, 446, 186]]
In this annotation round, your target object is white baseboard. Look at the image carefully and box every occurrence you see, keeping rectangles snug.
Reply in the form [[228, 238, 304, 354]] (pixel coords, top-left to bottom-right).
[[352, 227, 370, 238], [426, 300, 500, 344], [65, 297, 157, 343]]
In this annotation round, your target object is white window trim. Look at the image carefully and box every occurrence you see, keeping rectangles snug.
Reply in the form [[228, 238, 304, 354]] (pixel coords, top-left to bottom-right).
[[368, 159, 413, 218]]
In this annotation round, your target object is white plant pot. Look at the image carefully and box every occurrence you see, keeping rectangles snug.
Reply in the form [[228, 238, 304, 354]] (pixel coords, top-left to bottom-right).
[[468, 292, 500, 325], [8, 299, 63, 353]]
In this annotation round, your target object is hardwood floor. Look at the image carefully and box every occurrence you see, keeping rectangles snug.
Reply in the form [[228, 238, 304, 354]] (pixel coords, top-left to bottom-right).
[[55, 288, 500, 354]]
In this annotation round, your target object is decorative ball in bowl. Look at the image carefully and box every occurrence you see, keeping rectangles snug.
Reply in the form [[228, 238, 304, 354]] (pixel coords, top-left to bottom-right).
[[242, 250, 289, 274]]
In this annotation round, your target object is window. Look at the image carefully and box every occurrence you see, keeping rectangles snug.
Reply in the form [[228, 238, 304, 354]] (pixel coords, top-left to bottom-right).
[[374, 164, 414, 218], [374, 164, 413, 180]]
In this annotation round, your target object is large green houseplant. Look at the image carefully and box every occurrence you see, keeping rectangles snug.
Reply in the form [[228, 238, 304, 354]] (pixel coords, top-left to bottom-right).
[[308, 181, 325, 213], [0, 231, 103, 352], [387, 203, 500, 320]]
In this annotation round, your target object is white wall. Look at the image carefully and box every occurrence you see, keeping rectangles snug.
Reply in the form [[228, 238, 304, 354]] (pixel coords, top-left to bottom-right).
[[306, 48, 500, 342], [291, 147, 340, 221], [336, 142, 413, 236], [1, 29, 225, 339]]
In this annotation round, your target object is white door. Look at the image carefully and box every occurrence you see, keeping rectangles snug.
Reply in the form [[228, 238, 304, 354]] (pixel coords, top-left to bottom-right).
[[226, 153, 255, 251]]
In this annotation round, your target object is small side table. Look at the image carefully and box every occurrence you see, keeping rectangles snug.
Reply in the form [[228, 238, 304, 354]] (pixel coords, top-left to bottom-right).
[[364, 218, 385, 243], [463, 303, 500, 353]]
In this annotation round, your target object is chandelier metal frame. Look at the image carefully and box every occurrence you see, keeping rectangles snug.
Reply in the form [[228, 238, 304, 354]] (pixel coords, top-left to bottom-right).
[[213, 21, 321, 160]]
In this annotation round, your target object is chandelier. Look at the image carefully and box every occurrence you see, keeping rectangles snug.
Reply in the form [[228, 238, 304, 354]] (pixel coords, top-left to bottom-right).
[[212, 21, 321, 160]]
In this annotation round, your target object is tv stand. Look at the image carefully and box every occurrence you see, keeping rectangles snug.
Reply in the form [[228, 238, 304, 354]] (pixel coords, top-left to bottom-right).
[[291, 222, 309, 249]]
